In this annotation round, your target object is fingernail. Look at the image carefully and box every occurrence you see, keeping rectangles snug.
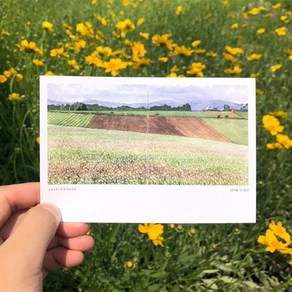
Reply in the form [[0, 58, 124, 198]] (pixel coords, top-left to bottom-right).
[[40, 204, 62, 222]]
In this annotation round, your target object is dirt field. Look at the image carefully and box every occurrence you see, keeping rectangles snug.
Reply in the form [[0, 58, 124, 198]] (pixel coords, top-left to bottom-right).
[[87, 114, 230, 142]]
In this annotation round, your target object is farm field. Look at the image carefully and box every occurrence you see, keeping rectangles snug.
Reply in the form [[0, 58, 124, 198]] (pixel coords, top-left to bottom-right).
[[48, 112, 94, 127], [202, 118, 248, 145], [48, 111, 247, 144], [48, 124, 248, 185]]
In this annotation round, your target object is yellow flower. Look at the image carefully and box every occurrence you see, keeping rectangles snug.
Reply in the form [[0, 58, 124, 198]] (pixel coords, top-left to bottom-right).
[[36, 137, 40, 144], [70, 39, 86, 53], [131, 41, 146, 59], [68, 59, 80, 70], [258, 230, 289, 253], [266, 142, 282, 150], [223, 52, 238, 63], [275, 26, 286, 36], [132, 57, 149, 69], [50, 47, 68, 58], [170, 65, 179, 73], [152, 33, 173, 50], [4, 67, 17, 78], [247, 53, 262, 61], [2, 31, 10, 36], [8, 93, 24, 101], [103, 58, 128, 76], [116, 19, 135, 38], [247, 6, 265, 16], [76, 22, 94, 38], [256, 89, 264, 95], [191, 40, 201, 47], [250, 72, 260, 78], [276, 134, 292, 149], [96, 15, 107, 26], [262, 115, 284, 136], [280, 16, 289, 23], [231, 23, 238, 29], [221, 0, 228, 7], [18, 39, 43, 55], [269, 221, 292, 243], [272, 3, 281, 9], [138, 223, 164, 247], [171, 45, 193, 56], [85, 55, 103, 67], [159, 57, 168, 63], [139, 32, 149, 40], [258, 220, 292, 266], [137, 17, 144, 26], [206, 51, 217, 57], [270, 64, 282, 72], [225, 45, 244, 55], [42, 21, 54, 32], [0, 75, 8, 83], [224, 64, 242, 75], [122, 0, 129, 6], [3, 68, 23, 81], [32, 59, 44, 66], [124, 260, 135, 270], [176, 5, 183, 15], [45, 71, 55, 75], [96, 46, 112, 58], [193, 49, 206, 54], [186, 62, 206, 76], [269, 111, 287, 118], [256, 28, 266, 34], [189, 228, 197, 235]]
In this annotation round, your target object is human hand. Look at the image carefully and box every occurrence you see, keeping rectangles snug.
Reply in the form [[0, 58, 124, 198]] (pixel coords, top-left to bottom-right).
[[0, 183, 94, 291]]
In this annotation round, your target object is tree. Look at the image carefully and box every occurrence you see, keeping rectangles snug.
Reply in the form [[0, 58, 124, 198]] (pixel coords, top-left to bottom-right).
[[72, 102, 88, 111]]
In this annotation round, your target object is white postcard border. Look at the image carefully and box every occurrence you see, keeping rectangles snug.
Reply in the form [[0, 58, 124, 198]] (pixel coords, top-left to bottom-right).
[[40, 76, 256, 223]]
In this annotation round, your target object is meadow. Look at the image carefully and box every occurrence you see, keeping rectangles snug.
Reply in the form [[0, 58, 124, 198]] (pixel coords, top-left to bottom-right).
[[48, 124, 248, 185], [1, 0, 292, 290]]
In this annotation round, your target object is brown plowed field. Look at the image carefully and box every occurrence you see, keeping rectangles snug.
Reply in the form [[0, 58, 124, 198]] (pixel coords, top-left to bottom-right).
[[87, 114, 230, 142]]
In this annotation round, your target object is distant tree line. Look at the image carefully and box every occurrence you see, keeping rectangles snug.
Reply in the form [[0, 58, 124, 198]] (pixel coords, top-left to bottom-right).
[[48, 102, 192, 111]]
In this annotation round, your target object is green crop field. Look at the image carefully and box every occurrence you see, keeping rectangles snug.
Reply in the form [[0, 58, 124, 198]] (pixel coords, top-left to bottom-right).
[[48, 112, 94, 127], [1, 0, 292, 290], [235, 111, 248, 119], [202, 118, 248, 145], [48, 124, 248, 185]]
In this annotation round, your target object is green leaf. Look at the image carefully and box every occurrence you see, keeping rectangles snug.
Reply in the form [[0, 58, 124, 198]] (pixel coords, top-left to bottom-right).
[[218, 276, 237, 284]]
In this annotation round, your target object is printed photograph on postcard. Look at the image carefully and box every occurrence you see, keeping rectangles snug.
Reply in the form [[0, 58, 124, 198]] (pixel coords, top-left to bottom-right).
[[40, 76, 256, 223]]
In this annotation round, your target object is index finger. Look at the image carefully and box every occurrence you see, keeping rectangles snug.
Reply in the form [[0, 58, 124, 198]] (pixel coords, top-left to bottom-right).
[[0, 182, 40, 227]]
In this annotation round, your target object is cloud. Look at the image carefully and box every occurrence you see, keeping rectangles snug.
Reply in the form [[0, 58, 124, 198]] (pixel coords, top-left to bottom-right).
[[46, 78, 249, 105]]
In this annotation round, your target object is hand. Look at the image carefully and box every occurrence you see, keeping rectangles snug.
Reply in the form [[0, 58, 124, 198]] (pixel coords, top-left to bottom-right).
[[0, 183, 94, 291]]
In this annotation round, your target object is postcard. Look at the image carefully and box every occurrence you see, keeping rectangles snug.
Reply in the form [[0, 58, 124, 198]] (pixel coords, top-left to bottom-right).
[[40, 76, 256, 223]]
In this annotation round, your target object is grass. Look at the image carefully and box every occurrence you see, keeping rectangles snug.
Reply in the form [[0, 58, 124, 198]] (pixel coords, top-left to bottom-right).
[[1, 0, 292, 290]]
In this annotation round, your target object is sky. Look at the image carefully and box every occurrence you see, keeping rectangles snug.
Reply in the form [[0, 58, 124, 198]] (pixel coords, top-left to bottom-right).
[[46, 77, 251, 105]]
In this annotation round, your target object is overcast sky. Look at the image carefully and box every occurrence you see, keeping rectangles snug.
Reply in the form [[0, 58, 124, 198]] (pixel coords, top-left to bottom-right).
[[46, 77, 251, 105]]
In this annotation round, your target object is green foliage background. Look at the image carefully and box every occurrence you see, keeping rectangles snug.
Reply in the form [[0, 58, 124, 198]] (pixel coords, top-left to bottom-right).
[[0, 0, 291, 290]]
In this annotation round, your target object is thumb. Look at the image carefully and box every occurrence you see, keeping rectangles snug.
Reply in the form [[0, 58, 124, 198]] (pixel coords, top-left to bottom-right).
[[1, 204, 61, 273]]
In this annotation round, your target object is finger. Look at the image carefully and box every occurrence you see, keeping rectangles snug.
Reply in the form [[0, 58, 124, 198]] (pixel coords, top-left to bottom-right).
[[57, 222, 90, 237], [56, 235, 94, 251], [0, 209, 26, 240], [0, 183, 39, 227], [43, 247, 85, 273], [1, 204, 61, 273], [0, 211, 90, 243]]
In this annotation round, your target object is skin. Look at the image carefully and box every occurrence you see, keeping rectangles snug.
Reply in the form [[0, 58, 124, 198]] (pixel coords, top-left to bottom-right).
[[0, 183, 95, 291]]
